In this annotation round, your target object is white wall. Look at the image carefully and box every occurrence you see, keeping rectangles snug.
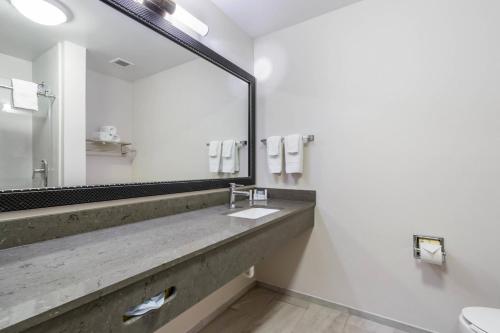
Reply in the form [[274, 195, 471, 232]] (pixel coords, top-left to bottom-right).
[[61, 41, 87, 186], [176, 0, 253, 73], [132, 58, 248, 182], [0, 53, 33, 189], [254, 0, 500, 332], [33, 44, 61, 187], [86, 70, 134, 185]]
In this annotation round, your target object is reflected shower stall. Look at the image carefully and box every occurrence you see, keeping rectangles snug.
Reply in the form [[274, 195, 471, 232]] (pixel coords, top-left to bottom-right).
[[0, 79, 58, 189]]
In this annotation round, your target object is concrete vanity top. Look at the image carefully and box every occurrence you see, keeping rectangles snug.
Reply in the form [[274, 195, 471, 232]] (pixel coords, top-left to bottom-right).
[[0, 198, 314, 332]]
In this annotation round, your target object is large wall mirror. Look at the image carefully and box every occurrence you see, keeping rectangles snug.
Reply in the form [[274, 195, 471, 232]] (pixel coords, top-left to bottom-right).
[[0, 0, 255, 212]]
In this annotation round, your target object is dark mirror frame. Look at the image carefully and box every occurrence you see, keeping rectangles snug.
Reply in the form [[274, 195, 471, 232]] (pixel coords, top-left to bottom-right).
[[0, 0, 256, 212]]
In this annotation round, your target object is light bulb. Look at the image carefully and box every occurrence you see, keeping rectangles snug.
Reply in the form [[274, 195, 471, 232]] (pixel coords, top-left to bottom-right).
[[164, 4, 209, 37]]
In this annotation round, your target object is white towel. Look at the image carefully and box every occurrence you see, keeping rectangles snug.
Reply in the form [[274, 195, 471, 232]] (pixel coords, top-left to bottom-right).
[[267, 136, 282, 156], [285, 134, 300, 153], [284, 134, 304, 174], [222, 139, 240, 173], [267, 136, 283, 174], [208, 140, 222, 173], [208, 140, 220, 157], [222, 139, 234, 158], [11, 79, 38, 111]]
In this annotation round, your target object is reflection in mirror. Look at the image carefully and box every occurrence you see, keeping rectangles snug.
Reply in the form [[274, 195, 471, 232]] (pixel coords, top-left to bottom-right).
[[0, 0, 248, 191]]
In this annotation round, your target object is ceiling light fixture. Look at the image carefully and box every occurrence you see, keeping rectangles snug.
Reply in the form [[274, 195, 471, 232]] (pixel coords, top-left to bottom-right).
[[135, 0, 209, 37], [10, 0, 70, 26]]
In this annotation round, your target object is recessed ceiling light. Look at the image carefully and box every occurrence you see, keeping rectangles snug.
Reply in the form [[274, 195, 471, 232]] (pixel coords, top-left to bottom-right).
[[10, 0, 70, 26]]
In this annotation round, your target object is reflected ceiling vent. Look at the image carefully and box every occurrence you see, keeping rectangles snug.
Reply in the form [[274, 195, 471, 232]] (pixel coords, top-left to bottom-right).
[[110, 58, 134, 68]]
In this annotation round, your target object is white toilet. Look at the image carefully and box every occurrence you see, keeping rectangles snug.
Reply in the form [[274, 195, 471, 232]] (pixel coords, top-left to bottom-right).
[[459, 307, 500, 333]]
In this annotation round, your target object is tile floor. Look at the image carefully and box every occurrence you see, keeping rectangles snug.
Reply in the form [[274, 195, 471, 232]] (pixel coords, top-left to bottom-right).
[[199, 287, 408, 333]]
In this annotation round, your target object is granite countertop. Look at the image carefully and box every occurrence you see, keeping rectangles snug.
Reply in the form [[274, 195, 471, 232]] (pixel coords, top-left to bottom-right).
[[0, 198, 314, 331]]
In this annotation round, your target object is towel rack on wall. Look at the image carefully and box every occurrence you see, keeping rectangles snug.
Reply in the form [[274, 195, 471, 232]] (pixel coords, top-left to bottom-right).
[[86, 139, 135, 157], [260, 135, 315, 145], [0, 82, 56, 100], [205, 140, 248, 147]]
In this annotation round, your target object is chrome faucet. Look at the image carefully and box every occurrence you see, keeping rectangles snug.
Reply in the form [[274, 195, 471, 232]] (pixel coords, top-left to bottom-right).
[[229, 183, 252, 209], [32, 159, 48, 187]]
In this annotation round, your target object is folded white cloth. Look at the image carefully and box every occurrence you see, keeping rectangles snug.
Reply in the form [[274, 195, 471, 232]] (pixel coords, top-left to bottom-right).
[[11, 79, 38, 111], [93, 131, 113, 142], [208, 140, 220, 157], [222, 139, 240, 173], [267, 136, 282, 156], [125, 292, 165, 317], [267, 136, 283, 174], [285, 134, 300, 153], [99, 126, 117, 136], [222, 139, 234, 158], [284, 134, 304, 174], [208, 140, 222, 173]]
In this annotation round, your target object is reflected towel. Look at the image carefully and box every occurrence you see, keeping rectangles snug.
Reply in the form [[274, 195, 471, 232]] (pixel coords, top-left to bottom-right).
[[284, 134, 303, 174], [267, 136, 283, 174], [222, 139, 234, 158], [285, 134, 300, 153], [208, 140, 222, 173], [11, 79, 38, 111], [222, 139, 240, 173]]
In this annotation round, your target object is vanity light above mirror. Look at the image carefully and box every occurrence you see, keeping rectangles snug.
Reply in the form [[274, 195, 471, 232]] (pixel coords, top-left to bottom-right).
[[134, 0, 209, 36]]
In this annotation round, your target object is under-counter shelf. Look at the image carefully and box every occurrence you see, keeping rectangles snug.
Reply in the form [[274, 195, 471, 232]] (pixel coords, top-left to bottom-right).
[[86, 139, 134, 156]]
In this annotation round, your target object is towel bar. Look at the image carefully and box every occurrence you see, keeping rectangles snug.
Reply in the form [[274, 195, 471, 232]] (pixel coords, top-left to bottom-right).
[[206, 140, 248, 147], [261, 135, 315, 145], [0, 82, 56, 100]]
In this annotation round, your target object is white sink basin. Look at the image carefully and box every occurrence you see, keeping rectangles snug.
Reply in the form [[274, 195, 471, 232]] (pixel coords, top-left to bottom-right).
[[228, 208, 280, 219]]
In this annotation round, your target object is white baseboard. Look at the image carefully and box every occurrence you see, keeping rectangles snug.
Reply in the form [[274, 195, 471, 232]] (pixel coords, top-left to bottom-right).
[[257, 281, 435, 333], [184, 280, 435, 333]]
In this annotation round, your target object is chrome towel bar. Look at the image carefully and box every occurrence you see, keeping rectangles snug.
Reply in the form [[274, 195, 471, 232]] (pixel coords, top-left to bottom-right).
[[205, 140, 248, 147], [0, 82, 56, 100], [261, 135, 315, 145]]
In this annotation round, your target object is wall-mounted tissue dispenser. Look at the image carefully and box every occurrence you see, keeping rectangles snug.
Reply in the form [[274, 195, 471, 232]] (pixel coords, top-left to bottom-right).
[[413, 235, 446, 265]]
